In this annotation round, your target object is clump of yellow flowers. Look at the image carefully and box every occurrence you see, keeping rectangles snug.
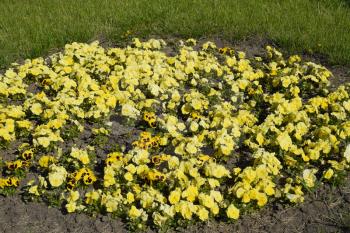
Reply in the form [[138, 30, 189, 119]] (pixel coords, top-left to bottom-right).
[[0, 37, 350, 230]]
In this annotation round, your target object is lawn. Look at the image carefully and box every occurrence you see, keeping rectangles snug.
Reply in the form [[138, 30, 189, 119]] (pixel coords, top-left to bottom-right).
[[0, 0, 350, 68]]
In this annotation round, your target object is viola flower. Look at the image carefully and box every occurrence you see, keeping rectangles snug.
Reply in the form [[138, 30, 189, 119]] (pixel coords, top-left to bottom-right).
[[85, 190, 100, 205], [168, 189, 181, 205], [21, 149, 34, 161], [70, 147, 90, 165], [344, 144, 350, 162], [66, 201, 77, 213], [128, 205, 142, 219], [6, 160, 23, 170], [48, 165, 67, 187], [38, 155, 57, 168], [30, 103, 43, 115], [226, 204, 240, 219], [302, 169, 317, 188]]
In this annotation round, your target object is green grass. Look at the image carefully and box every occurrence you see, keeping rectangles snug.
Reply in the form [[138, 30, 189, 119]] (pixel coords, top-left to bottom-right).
[[0, 0, 350, 68]]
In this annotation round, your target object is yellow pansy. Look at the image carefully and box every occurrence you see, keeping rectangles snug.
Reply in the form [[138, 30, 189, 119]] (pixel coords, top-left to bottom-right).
[[196, 206, 209, 221], [128, 205, 142, 219], [31, 103, 43, 115], [323, 168, 334, 179], [70, 147, 90, 165], [48, 165, 67, 187], [302, 169, 317, 188], [66, 201, 77, 213], [28, 185, 40, 196], [182, 185, 198, 202], [169, 189, 181, 204], [277, 131, 293, 151], [38, 155, 57, 168], [226, 204, 240, 219]]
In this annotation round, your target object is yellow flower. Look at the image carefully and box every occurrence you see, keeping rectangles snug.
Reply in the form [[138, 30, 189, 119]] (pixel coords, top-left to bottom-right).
[[0, 127, 13, 141], [168, 156, 179, 169], [205, 162, 230, 178], [256, 133, 264, 145], [344, 144, 350, 163], [28, 185, 40, 196], [38, 155, 56, 168], [182, 185, 198, 202], [31, 103, 43, 115], [343, 100, 350, 112], [82, 170, 97, 185], [63, 66, 72, 73], [196, 207, 209, 221], [198, 193, 215, 210], [323, 168, 334, 179], [133, 38, 142, 47], [30, 67, 42, 76], [226, 57, 236, 67], [277, 131, 293, 151], [210, 190, 223, 203], [168, 189, 181, 204], [67, 190, 80, 202], [129, 205, 142, 219], [21, 149, 34, 161], [190, 121, 199, 132], [215, 129, 235, 155], [132, 149, 150, 165], [191, 99, 202, 110], [226, 204, 240, 219], [175, 201, 196, 220], [0, 179, 7, 189], [61, 56, 74, 66], [38, 176, 47, 188], [171, 90, 181, 102], [6, 160, 23, 170], [103, 167, 116, 187], [303, 169, 317, 188], [124, 172, 133, 182], [48, 165, 67, 187], [121, 103, 140, 119], [126, 192, 135, 204], [294, 122, 308, 140], [208, 178, 220, 188], [36, 137, 51, 148], [16, 120, 32, 129], [70, 147, 90, 165], [185, 143, 198, 154], [5, 177, 19, 187], [153, 212, 168, 226], [256, 192, 268, 207], [66, 201, 77, 213], [85, 190, 100, 204], [202, 41, 216, 50], [102, 194, 119, 212]]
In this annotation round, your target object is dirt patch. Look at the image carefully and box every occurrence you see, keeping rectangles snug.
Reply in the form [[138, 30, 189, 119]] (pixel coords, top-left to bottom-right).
[[0, 195, 126, 233]]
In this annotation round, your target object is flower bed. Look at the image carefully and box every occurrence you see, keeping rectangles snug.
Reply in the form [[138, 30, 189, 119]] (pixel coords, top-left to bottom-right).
[[0, 38, 349, 230]]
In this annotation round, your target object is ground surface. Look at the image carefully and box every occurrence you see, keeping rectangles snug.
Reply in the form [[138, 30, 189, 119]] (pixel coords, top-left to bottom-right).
[[1, 38, 350, 233]]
